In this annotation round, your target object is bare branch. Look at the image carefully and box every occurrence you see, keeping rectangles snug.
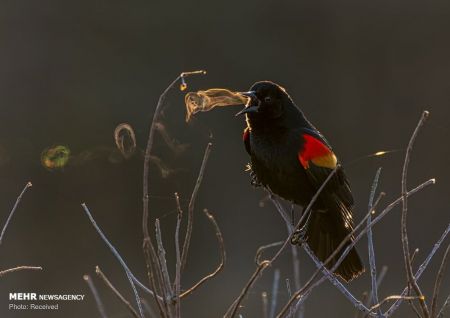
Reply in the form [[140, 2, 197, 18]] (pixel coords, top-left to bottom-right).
[[401, 110, 430, 317], [174, 192, 183, 318], [364, 266, 389, 317], [0, 266, 42, 277], [95, 266, 140, 318], [285, 279, 294, 318], [385, 222, 450, 316], [143, 238, 167, 317], [367, 168, 383, 317], [81, 203, 144, 318], [371, 295, 423, 312], [181, 142, 213, 271], [180, 209, 225, 298], [0, 182, 32, 245], [431, 243, 450, 317], [284, 178, 435, 317], [83, 274, 108, 318], [155, 218, 174, 302]]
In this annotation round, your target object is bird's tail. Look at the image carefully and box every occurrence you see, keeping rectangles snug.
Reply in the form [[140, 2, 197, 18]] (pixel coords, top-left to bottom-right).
[[304, 202, 364, 282]]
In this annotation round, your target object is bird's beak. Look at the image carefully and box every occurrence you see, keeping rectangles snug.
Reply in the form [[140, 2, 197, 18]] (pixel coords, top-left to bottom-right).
[[235, 91, 259, 116]]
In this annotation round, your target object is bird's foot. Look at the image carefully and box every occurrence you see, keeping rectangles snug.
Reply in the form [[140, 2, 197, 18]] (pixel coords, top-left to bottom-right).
[[291, 226, 308, 245], [249, 169, 262, 188]]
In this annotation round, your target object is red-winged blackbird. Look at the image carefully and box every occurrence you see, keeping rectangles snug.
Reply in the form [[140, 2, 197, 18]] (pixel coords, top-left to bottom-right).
[[237, 81, 364, 282]]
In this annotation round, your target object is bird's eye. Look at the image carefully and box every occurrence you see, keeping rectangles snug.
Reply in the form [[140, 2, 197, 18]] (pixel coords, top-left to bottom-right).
[[264, 96, 272, 103]]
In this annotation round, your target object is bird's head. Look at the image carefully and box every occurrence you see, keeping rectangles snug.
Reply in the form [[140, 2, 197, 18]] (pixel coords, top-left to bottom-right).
[[236, 81, 293, 119]]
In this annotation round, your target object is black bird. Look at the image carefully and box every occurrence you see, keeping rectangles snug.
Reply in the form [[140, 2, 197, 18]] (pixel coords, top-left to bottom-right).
[[237, 81, 364, 282]]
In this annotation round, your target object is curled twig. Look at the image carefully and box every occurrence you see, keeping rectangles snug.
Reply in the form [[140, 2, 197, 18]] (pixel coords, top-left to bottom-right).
[[114, 123, 136, 159]]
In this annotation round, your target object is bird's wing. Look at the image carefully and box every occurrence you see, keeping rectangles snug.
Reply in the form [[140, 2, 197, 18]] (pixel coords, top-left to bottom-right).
[[297, 129, 354, 208], [243, 127, 251, 155]]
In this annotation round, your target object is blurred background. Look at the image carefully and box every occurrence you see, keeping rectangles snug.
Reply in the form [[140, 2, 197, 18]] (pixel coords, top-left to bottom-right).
[[0, 0, 449, 317]]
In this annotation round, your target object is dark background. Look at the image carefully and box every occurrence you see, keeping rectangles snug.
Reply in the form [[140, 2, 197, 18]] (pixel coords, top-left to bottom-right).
[[0, 0, 449, 317]]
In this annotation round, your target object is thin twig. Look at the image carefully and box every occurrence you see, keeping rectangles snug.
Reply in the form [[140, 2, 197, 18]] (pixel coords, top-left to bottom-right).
[[367, 168, 383, 317], [141, 297, 158, 318], [181, 142, 212, 271], [0, 182, 32, 245], [0, 266, 42, 277], [437, 294, 450, 318], [358, 292, 369, 318], [411, 248, 420, 264], [143, 238, 167, 317], [155, 219, 174, 302], [255, 242, 284, 265], [401, 110, 430, 318], [174, 192, 183, 318], [290, 244, 303, 318], [180, 209, 225, 298], [385, 222, 450, 316], [95, 266, 140, 318], [431, 243, 450, 317], [270, 269, 281, 318], [81, 203, 144, 318], [365, 266, 389, 317], [262, 292, 269, 318], [370, 295, 422, 312], [83, 274, 108, 318], [286, 279, 294, 318]]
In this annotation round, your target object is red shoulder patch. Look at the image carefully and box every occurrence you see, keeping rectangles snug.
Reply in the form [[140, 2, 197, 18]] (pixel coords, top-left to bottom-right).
[[298, 134, 337, 169], [243, 127, 250, 141]]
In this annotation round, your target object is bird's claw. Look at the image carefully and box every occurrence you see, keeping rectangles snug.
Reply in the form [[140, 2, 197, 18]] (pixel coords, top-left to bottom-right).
[[250, 169, 262, 188], [291, 227, 308, 245]]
